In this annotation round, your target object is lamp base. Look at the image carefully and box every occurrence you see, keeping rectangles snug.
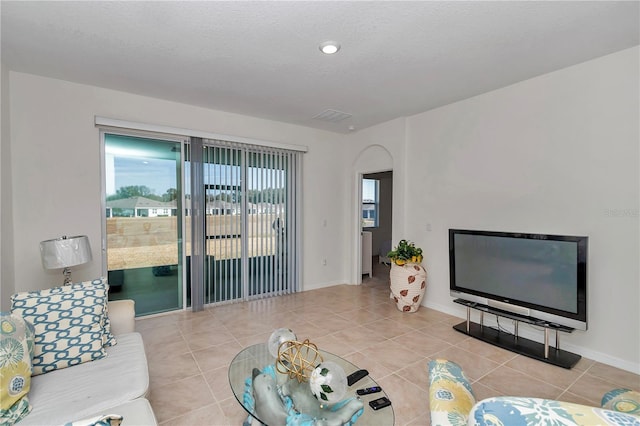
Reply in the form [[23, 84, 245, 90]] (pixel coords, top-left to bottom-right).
[[63, 267, 72, 285]]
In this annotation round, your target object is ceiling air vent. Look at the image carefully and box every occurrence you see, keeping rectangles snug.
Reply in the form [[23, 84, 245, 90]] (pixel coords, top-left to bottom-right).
[[312, 109, 352, 123]]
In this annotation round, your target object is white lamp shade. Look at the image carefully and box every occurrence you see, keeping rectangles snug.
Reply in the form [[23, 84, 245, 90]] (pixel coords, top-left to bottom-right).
[[40, 235, 92, 269]]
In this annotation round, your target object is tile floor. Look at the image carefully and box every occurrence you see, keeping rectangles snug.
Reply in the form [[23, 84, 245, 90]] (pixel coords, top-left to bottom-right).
[[137, 263, 640, 425]]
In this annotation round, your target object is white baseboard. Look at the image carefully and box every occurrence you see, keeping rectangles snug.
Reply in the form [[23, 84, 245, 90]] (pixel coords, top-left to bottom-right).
[[301, 280, 345, 291]]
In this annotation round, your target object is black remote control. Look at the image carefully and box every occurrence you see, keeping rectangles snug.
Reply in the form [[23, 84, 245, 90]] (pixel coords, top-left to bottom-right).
[[369, 396, 392, 410], [356, 386, 381, 395], [347, 369, 369, 386]]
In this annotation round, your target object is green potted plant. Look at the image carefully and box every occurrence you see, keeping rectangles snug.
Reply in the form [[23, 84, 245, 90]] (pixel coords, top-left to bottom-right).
[[388, 239, 427, 312], [387, 239, 423, 266]]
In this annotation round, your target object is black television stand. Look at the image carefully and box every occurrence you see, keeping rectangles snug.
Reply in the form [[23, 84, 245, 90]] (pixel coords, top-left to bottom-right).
[[453, 299, 581, 369]]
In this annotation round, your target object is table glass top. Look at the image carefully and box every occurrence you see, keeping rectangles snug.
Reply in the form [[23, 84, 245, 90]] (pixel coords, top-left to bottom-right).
[[228, 343, 395, 426]]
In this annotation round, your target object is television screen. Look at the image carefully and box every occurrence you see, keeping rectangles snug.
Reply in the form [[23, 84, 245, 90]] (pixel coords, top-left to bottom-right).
[[449, 229, 588, 330]]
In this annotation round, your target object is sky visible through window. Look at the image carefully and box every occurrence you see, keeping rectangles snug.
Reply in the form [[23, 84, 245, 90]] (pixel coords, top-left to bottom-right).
[[107, 157, 177, 196], [107, 157, 285, 198], [363, 179, 376, 201]]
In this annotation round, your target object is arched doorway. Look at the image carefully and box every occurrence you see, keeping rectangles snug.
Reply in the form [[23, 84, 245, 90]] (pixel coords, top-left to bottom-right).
[[353, 145, 393, 284]]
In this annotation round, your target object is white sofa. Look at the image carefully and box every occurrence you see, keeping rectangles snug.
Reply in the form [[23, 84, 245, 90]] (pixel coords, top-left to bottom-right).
[[18, 300, 157, 426]]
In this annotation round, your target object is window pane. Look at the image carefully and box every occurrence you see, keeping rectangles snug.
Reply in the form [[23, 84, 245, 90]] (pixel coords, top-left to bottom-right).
[[104, 134, 183, 316], [362, 179, 379, 228]]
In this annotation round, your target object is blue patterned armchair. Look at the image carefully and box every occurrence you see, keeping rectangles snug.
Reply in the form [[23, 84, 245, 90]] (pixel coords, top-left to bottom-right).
[[469, 396, 639, 426], [428, 359, 640, 426], [428, 359, 477, 426]]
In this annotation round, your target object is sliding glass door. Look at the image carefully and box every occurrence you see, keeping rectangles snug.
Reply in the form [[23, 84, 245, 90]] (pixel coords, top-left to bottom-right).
[[103, 133, 184, 315], [102, 131, 301, 315], [187, 140, 301, 307]]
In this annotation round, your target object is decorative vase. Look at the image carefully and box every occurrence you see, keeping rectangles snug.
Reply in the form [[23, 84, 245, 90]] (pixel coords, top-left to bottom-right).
[[389, 262, 427, 312]]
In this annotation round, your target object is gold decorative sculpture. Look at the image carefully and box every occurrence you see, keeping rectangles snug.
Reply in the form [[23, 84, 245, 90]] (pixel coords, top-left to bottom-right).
[[275, 339, 323, 382]]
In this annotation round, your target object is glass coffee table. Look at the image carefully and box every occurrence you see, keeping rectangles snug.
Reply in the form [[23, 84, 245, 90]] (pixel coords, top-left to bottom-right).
[[229, 344, 395, 425]]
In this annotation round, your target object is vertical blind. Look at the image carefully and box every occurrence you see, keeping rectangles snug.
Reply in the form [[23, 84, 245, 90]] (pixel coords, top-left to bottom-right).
[[189, 137, 205, 311], [188, 138, 302, 308]]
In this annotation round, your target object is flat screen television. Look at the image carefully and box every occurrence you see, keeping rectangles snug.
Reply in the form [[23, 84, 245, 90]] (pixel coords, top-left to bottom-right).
[[449, 229, 588, 330]]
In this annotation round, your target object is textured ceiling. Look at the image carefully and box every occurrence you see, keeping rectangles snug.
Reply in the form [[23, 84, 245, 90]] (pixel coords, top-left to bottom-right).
[[2, 1, 639, 133]]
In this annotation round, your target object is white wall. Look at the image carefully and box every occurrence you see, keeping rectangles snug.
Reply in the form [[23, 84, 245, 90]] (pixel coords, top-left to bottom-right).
[[403, 47, 638, 372], [1, 62, 15, 310], [2, 72, 350, 306]]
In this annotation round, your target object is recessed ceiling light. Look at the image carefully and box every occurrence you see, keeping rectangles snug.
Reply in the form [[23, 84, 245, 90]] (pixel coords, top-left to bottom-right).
[[319, 41, 340, 55]]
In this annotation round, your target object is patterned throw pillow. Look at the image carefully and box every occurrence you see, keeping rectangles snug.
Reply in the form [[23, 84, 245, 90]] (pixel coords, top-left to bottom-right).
[[77, 278, 117, 347], [601, 388, 640, 415], [0, 312, 34, 424], [11, 279, 113, 375]]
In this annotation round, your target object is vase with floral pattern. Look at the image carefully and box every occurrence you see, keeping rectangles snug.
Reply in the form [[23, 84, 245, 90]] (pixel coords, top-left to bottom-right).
[[389, 262, 427, 312]]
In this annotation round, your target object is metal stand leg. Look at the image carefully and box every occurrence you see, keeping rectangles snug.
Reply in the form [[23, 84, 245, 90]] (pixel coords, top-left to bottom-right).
[[544, 328, 549, 359], [466, 306, 471, 333]]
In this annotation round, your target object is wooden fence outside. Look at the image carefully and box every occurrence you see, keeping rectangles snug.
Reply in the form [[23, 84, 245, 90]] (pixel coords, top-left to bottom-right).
[[106, 214, 282, 270]]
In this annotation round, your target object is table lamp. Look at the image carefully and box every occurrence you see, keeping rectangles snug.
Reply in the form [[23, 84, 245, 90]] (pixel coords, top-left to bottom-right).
[[40, 235, 92, 285]]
